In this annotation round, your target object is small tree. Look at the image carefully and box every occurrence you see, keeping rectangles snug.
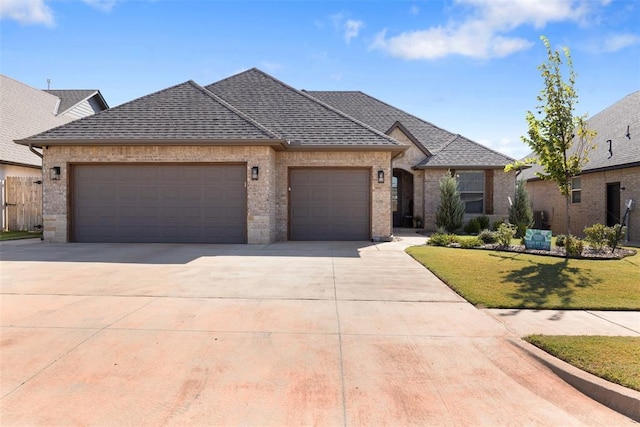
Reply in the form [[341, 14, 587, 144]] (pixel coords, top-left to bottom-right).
[[509, 179, 534, 238], [507, 36, 596, 237], [436, 172, 465, 232]]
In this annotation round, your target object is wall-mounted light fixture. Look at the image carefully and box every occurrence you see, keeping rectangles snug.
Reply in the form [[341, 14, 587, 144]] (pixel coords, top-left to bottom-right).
[[251, 166, 259, 181], [377, 170, 385, 184], [50, 166, 61, 180]]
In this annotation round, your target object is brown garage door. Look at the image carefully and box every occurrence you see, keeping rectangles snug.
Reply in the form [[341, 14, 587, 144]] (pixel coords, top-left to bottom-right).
[[290, 168, 370, 241], [72, 164, 246, 243]]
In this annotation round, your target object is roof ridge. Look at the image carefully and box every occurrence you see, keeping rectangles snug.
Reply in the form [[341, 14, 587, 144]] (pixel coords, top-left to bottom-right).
[[188, 80, 283, 140]]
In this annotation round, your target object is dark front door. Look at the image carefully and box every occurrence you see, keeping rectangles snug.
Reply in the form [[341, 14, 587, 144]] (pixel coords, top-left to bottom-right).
[[606, 182, 621, 226]]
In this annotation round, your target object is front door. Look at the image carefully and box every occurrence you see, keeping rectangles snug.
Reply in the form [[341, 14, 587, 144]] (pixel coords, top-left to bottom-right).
[[606, 182, 621, 226]]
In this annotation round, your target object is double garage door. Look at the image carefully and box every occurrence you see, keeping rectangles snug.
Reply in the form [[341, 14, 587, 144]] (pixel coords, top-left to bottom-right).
[[72, 165, 371, 243], [72, 164, 247, 243]]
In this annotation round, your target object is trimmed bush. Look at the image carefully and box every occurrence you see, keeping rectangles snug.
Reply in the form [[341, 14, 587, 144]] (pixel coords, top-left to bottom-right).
[[435, 173, 465, 232], [477, 215, 491, 230], [459, 237, 483, 248], [428, 233, 459, 246], [566, 235, 584, 257], [556, 234, 566, 247], [509, 179, 534, 238], [464, 218, 481, 234], [496, 223, 516, 247], [584, 223, 607, 250], [492, 219, 505, 231], [478, 229, 497, 244]]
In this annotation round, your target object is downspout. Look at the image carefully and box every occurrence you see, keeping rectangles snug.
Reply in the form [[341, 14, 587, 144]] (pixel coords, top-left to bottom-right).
[[29, 144, 45, 239], [29, 143, 43, 159]]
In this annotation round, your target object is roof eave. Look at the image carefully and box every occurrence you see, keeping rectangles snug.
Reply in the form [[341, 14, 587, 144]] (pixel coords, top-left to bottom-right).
[[286, 143, 408, 153], [16, 138, 290, 151]]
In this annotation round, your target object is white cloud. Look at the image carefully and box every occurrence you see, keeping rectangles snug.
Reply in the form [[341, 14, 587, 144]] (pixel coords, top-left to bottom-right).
[[0, 0, 54, 26], [344, 19, 364, 43], [372, 0, 593, 60], [410, 5, 420, 16], [81, 0, 117, 13], [601, 33, 640, 52]]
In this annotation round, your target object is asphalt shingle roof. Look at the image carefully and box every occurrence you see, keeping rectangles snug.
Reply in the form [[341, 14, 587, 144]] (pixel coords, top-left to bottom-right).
[[206, 69, 401, 148], [44, 89, 107, 114], [521, 90, 640, 180], [307, 90, 514, 167], [21, 80, 281, 144]]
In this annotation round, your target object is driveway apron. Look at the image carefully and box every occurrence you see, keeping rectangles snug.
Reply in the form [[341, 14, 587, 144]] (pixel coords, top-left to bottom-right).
[[0, 238, 634, 425]]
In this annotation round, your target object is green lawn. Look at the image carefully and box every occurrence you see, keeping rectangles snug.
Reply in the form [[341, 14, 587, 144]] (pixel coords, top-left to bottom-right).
[[525, 335, 640, 392], [0, 231, 42, 241], [406, 245, 640, 310]]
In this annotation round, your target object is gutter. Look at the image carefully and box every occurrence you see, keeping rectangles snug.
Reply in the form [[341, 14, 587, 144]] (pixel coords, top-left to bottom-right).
[[29, 143, 43, 159]]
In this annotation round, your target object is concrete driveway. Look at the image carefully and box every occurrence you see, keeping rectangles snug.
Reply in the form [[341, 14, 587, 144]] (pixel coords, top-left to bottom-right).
[[0, 237, 634, 425]]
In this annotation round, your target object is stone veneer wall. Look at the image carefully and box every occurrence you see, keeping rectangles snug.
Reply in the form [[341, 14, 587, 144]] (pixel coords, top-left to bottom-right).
[[275, 151, 392, 241], [527, 166, 640, 241], [42, 145, 277, 243]]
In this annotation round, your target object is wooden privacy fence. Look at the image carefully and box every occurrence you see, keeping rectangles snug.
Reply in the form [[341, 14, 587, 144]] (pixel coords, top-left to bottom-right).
[[2, 176, 42, 231]]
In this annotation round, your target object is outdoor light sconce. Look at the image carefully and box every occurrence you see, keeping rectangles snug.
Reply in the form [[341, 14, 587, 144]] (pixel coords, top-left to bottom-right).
[[50, 166, 61, 180], [377, 170, 385, 184], [251, 166, 259, 181]]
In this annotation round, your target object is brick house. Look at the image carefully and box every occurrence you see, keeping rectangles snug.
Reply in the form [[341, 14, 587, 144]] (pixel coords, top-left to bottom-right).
[[522, 91, 640, 242], [16, 68, 516, 243]]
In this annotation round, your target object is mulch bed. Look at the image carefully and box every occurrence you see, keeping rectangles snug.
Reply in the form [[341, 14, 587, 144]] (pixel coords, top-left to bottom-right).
[[451, 243, 637, 260]]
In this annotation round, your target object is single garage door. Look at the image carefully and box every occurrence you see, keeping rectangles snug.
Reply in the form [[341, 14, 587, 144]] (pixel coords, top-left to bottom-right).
[[290, 168, 370, 241], [72, 164, 246, 243]]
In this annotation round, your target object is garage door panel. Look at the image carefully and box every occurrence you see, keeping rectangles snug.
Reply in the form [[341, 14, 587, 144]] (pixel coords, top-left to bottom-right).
[[73, 164, 246, 243], [290, 169, 370, 241]]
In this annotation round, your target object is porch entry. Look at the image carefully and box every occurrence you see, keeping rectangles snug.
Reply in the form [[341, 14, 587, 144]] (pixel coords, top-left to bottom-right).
[[392, 169, 414, 227]]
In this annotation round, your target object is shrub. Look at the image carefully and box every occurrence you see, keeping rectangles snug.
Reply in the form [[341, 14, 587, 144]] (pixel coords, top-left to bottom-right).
[[492, 219, 505, 231], [495, 223, 516, 247], [584, 223, 607, 250], [565, 235, 584, 257], [477, 215, 491, 230], [459, 237, 483, 248], [556, 234, 566, 247], [428, 233, 459, 246], [435, 173, 465, 233], [478, 229, 497, 244], [464, 218, 481, 234], [509, 179, 534, 238], [606, 224, 625, 250]]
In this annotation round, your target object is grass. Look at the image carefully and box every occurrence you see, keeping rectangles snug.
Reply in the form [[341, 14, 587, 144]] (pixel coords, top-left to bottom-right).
[[525, 335, 640, 392], [406, 245, 640, 310], [0, 231, 42, 241]]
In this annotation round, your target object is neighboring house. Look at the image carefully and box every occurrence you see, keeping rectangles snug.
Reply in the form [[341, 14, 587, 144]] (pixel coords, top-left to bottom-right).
[[1, 75, 109, 231], [522, 91, 640, 242], [17, 68, 516, 244], [0, 75, 109, 178]]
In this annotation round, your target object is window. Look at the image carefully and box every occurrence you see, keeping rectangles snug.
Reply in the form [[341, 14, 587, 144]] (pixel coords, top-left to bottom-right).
[[571, 177, 581, 203], [457, 171, 484, 214]]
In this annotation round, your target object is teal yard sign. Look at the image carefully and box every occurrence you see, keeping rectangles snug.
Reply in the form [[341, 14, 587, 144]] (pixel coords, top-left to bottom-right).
[[524, 229, 552, 250]]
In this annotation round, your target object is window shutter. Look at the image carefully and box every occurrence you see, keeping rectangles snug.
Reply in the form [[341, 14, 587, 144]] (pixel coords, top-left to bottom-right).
[[485, 170, 494, 214]]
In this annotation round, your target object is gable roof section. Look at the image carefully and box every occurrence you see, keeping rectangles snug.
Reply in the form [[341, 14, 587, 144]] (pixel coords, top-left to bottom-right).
[[206, 69, 402, 150], [415, 134, 516, 168], [19, 80, 285, 147], [44, 89, 109, 115], [306, 90, 514, 167], [522, 90, 640, 180]]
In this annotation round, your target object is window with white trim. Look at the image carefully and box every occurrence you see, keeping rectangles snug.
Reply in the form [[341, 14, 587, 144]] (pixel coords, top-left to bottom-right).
[[571, 177, 581, 203], [457, 171, 484, 214]]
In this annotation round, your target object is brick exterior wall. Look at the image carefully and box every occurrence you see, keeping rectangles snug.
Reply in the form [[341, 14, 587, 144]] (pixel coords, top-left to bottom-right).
[[275, 151, 392, 241], [421, 168, 516, 231], [42, 145, 393, 243], [527, 166, 640, 241]]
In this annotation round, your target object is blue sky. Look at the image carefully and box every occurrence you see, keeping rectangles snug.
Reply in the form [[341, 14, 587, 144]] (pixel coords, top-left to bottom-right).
[[1, 0, 639, 159]]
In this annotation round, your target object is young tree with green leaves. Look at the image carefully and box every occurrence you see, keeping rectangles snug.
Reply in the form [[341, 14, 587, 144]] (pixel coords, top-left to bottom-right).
[[436, 172, 465, 232], [507, 36, 596, 237]]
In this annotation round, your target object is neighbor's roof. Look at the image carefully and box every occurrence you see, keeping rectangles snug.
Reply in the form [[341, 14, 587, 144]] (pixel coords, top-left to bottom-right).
[[522, 90, 640, 180], [44, 89, 109, 115], [307, 90, 515, 167], [18, 80, 285, 147], [206, 68, 403, 149]]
